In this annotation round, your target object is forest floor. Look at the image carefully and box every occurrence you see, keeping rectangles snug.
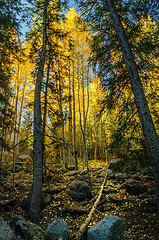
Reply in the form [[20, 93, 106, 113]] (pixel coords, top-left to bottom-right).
[[0, 160, 159, 240]]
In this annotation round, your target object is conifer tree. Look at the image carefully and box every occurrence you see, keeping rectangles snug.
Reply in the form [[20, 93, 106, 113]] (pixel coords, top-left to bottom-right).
[[76, 0, 159, 210]]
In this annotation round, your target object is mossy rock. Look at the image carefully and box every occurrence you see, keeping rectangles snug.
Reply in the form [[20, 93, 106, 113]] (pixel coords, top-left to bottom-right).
[[11, 216, 50, 240]]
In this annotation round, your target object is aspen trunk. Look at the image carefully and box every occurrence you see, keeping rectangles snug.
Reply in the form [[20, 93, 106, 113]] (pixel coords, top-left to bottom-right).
[[16, 76, 27, 155], [68, 59, 73, 166], [13, 80, 19, 188], [72, 59, 78, 170]]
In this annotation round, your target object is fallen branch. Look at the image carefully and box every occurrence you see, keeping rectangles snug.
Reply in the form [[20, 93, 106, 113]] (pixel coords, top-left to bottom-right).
[[0, 198, 16, 207], [77, 173, 108, 240]]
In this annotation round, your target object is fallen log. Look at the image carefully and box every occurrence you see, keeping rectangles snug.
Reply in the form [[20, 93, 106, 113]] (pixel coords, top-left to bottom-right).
[[77, 173, 108, 240], [0, 198, 16, 207]]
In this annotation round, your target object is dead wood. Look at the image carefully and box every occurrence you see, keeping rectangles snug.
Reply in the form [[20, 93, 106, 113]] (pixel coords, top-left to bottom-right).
[[77, 173, 108, 240], [62, 206, 88, 215], [0, 198, 16, 207]]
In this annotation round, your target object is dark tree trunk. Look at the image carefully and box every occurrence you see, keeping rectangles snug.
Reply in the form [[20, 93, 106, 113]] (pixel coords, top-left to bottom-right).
[[106, 0, 159, 210], [28, 0, 48, 224]]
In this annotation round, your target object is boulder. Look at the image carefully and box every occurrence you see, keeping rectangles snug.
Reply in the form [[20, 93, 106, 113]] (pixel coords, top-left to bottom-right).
[[115, 172, 129, 180], [107, 158, 124, 172], [41, 192, 52, 208], [124, 178, 146, 195], [20, 148, 33, 158], [11, 155, 32, 173], [76, 175, 89, 182], [11, 216, 50, 240], [42, 185, 63, 194], [67, 170, 78, 176], [21, 192, 51, 210], [98, 170, 108, 178], [87, 215, 125, 240], [80, 169, 89, 175], [18, 155, 31, 161], [105, 169, 114, 178], [0, 216, 16, 240], [46, 220, 69, 240], [69, 180, 91, 200], [148, 188, 156, 195]]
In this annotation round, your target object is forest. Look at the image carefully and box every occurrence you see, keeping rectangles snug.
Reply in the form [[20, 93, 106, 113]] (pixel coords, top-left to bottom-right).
[[0, 0, 159, 239]]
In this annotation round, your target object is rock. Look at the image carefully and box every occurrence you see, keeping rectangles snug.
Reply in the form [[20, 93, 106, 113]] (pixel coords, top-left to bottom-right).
[[87, 215, 125, 240], [18, 155, 31, 161], [115, 173, 129, 180], [20, 148, 33, 158], [76, 175, 89, 182], [148, 188, 156, 195], [46, 220, 69, 240], [80, 169, 89, 175], [11, 216, 50, 240], [41, 192, 51, 208], [124, 178, 146, 195], [67, 170, 78, 176], [0, 216, 16, 240], [43, 185, 63, 194], [97, 178, 105, 183], [11, 154, 32, 173], [68, 180, 92, 200], [107, 158, 124, 172], [98, 170, 107, 178], [105, 169, 115, 178], [22, 192, 51, 210]]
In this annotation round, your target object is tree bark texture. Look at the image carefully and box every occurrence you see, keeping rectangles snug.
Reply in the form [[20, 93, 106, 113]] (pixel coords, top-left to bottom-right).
[[58, 54, 67, 168], [72, 59, 78, 170], [42, 58, 50, 177], [106, 0, 159, 210], [28, 0, 48, 224]]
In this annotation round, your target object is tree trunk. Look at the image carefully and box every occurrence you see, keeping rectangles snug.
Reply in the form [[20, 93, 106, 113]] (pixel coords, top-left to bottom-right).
[[72, 58, 78, 170], [82, 60, 89, 174], [68, 59, 73, 166], [13, 79, 19, 188], [106, 0, 159, 210], [42, 58, 50, 177], [28, 0, 48, 224], [58, 54, 67, 169], [16, 76, 27, 155]]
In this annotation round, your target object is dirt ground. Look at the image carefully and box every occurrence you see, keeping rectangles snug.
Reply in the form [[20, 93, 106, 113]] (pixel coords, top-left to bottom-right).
[[0, 163, 159, 240]]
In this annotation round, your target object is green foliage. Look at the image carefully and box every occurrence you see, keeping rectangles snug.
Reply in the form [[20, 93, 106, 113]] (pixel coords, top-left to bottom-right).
[[76, 0, 159, 168]]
